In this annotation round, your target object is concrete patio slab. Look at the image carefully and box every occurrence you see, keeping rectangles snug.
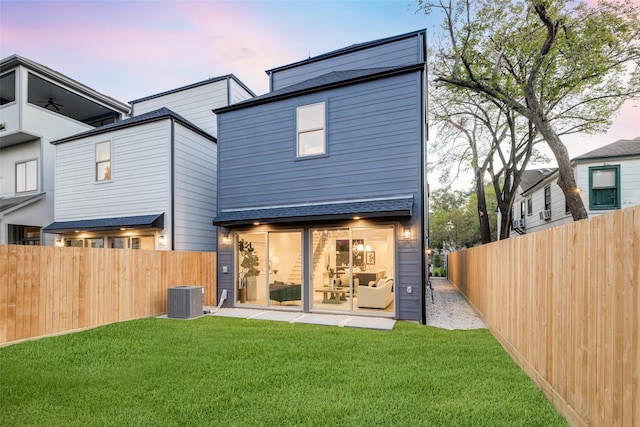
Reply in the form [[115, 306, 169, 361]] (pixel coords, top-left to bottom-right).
[[342, 316, 396, 330], [209, 308, 395, 330]]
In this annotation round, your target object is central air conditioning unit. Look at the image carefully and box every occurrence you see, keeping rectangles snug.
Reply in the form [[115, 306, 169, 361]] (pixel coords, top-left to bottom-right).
[[512, 219, 526, 229], [168, 286, 203, 319], [539, 210, 552, 220]]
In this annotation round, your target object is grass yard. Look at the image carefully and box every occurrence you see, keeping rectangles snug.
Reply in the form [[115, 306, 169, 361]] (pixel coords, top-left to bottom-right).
[[0, 317, 566, 426]]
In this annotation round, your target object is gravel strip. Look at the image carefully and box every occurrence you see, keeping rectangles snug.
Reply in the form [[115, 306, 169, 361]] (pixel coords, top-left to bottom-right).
[[426, 277, 487, 330]]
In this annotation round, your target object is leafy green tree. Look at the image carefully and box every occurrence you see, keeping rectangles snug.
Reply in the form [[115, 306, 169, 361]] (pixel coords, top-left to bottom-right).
[[429, 188, 480, 251], [421, 0, 640, 221]]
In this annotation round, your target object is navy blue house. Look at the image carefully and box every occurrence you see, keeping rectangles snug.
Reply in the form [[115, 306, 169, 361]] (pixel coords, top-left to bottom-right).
[[213, 30, 428, 322]]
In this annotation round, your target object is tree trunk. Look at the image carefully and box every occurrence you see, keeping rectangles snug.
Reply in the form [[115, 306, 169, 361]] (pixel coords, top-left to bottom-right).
[[475, 169, 492, 244], [498, 202, 512, 240], [534, 119, 589, 220]]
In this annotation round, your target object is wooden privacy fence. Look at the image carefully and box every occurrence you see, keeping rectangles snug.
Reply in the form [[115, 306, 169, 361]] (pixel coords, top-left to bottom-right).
[[448, 205, 639, 427], [0, 246, 216, 345]]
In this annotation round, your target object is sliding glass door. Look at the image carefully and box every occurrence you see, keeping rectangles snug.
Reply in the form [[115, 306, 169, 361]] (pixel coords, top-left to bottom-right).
[[310, 226, 395, 314], [236, 231, 302, 308]]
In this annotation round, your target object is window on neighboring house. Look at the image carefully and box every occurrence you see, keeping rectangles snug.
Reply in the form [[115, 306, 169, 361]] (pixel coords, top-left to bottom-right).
[[520, 200, 526, 219], [544, 186, 551, 211], [95, 141, 111, 181], [296, 102, 326, 157], [1, 71, 16, 105], [16, 159, 37, 193], [527, 198, 532, 215], [589, 165, 620, 210]]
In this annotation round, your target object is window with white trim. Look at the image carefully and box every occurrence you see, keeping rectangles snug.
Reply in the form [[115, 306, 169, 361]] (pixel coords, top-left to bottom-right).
[[16, 159, 37, 193], [95, 141, 111, 181], [296, 102, 325, 157]]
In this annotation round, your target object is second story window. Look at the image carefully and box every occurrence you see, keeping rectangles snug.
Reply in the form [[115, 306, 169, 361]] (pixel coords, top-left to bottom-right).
[[1, 71, 16, 105], [520, 200, 526, 219], [95, 141, 111, 181], [16, 159, 37, 193], [589, 165, 620, 210], [296, 102, 325, 157], [544, 186, 551, 211], [527, 198, 532, 215]]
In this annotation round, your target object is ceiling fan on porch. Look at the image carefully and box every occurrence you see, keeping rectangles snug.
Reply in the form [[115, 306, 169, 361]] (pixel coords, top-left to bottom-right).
[[42, 97, 63, 111]]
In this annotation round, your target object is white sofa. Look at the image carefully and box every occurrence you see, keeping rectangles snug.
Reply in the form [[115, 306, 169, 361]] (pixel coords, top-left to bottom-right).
[[357, 278, 393, 309]]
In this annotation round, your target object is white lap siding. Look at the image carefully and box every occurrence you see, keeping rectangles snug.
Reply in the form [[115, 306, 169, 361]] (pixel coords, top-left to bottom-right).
[[172, 123, 217, 251], [54, 120, 171, 222]]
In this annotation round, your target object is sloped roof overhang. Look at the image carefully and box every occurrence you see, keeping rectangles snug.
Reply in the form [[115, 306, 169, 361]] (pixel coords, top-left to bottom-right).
[[43, 213, 164, 234], [212, 196, 413, 227]]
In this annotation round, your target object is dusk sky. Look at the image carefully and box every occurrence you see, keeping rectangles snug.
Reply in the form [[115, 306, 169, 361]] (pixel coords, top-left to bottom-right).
[[1, 0, 637, 187]]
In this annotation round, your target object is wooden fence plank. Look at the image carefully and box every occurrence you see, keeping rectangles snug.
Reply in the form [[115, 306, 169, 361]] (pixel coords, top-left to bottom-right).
[[0, 247, 216, 346], [448, 206, 639, 427]]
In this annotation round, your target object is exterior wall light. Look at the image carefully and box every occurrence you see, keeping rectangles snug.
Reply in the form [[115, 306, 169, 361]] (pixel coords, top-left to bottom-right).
[[403, 228, 412, 240], [158, 235, 167, 246], [55, 239, 64, 247], [222, 234, 230, 245]]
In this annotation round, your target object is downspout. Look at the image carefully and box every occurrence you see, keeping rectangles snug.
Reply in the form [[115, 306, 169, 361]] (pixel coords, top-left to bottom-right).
[[170, 118, 175, 250]]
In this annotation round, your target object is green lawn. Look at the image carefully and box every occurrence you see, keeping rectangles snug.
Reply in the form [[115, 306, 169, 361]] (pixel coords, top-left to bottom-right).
[[0, 317, 566, 426]]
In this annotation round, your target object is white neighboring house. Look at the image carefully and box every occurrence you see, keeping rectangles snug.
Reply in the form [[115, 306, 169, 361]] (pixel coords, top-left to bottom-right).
[[511, 137, 640, 236], [44, 76, 254, 251], [0, 55, 130, 246]]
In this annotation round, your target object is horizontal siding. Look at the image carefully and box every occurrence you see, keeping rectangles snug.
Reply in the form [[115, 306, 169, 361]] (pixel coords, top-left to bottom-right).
[[218, 72, 422, 210], [133, 80, 228, 137], [55, 121, 171, 222], [173, 123, 217, 251], [230, 79, 255, 104], [576, 157, 640, 216], [271, 35, 422, 91]]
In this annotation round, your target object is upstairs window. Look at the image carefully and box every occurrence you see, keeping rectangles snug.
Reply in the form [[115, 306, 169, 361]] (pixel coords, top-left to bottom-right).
[[0, 71, 16, 105], [520, 200, 526, 219], [527, 198, 532, 215], [16, 159, 37, 193], [95, 141, 111, 181], [544, 186, 551, 211], [589, 165, 620, 210], [296, 102, 325, 157]]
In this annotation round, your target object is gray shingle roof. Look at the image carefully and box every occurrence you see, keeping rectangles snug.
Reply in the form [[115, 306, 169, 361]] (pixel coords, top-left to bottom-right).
[[50, 107, 216, 145], [519, 168, 557, 192], [572, 137, 640, 161], [0, 193, 45, 213], [214, 64, 424, 113], [43, 213, 164, 233], [212, 196, 414, 226]]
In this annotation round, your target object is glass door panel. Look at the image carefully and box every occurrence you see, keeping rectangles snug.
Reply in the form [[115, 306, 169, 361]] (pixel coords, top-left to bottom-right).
[[237, 232, 267, 305], [267, 231, 302, 307], [311, 228, 351, 311], [352, 227, 395, 314]]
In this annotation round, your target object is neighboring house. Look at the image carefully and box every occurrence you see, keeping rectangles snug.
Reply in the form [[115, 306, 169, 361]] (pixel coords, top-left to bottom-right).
[[511, 137, 640, 236], [44, 76, 255, 251], [212, 30, 429, 321], [0, 55, 130, 246]]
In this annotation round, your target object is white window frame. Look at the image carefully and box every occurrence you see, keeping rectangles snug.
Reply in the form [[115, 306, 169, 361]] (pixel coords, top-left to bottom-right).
[[296, 102, 326, 158], [95, 141, 111, 182], [16, 159, 37, 193]]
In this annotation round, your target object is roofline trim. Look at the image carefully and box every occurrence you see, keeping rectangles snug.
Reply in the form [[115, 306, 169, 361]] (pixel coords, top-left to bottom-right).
[[129, 74, 256, 104], [50, 108, 216, 145], [265, 29, 427, 75]]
